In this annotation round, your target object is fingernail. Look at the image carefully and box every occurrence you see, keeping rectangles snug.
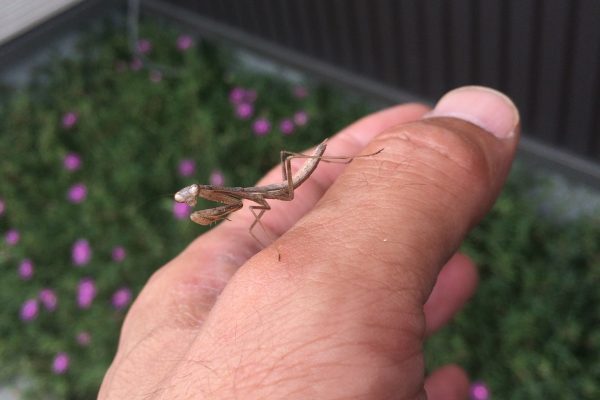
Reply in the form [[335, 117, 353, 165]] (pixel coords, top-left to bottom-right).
[[427, 86, 519, 139]]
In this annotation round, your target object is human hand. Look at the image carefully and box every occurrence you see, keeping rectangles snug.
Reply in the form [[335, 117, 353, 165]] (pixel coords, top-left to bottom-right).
[[99, 86, 519, 399]]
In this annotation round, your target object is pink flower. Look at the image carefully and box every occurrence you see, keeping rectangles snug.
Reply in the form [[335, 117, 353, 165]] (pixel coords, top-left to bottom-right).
[[235, 102, 254, 120], [137, 38, 152, 54], [72, 239, 92, 266], [469, 381, 490, 400], [209, 170, 225, 186], [20, 298, 38, 321], [112, 246, 126, 262], [229, 87, 246, 104], [63, 153, 82, 171], [112, 287, 133, 310], [130, 57, 143, 71], [76, 331, 91, 346], [62, 112, 78, 129], [177, 34, 193, 51], [77, 278, 96, 309], [252, 118, 271, 136], [229, 87, 257, 104], [149, 70, 162, 83], [293, 111, 309, 126], [5, 229, 19, 246], [52, 352, 69, 374], [18, 259, 34, 280], [67, 183, 87, 203], [39, 289, 58, 311], [279, 119, 295, 135], [178, 159, 196, 177], [172, 201, 191, 220], [0, 198, 5, 216], [293, 85, 308, 98]]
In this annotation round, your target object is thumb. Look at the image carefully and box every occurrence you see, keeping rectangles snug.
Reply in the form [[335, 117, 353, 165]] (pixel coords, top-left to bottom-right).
[[261, 85, 519, 304]]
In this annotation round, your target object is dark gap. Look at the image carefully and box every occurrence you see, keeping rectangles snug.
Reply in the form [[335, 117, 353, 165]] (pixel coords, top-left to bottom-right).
[[397, 0, 421, 91], [323, 0, 339, 64], [249, 2, 263, 35], [252, 0, 269, 39], [498, 0, 510, 92], [588, 30, 600, 156], [374, 0, 392, 82], [193, 0, 209, 16], [334, 0, 355, 70], [290, 0, 307, 53], [261, 0, 279, 43], [314, 0, 334, 62], [215, 0, 229, 26], [445, 0, 456, 88], [306, 0, 320, 57], [415, 0, 428, 94], [527, 0, 543, 131], [470, 0, 480, 83], [465, 0, 473, 83], [232, 1, 251, 33], [213, 0, 226, 22], [201, 0, 209, 14], [389, 0, 405, 86], [448, 0, 473, 87], [355, 0, 375, 77], [370, 0, 385, 81], [226, 0, 240, 24], [347, 0, 363, 73], [367, 0, 382, 79], [441, 0, 452, 92], [295, 0, 315, 55], [556, 0, 579, 147], [275, 0, 293, 48], [286, 0, 303, 50]]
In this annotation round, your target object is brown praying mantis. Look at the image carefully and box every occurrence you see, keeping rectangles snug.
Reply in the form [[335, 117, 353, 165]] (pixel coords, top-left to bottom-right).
[[174, 139, 383, 250]]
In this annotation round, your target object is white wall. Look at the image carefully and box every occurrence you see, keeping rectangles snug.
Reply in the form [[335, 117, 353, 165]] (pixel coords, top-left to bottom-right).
[[0, 0, 83, 45]]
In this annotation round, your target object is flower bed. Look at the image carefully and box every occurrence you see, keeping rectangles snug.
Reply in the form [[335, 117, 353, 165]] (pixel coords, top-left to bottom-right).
[[0, 20, 368, 398], [0, 18, 599, 400]]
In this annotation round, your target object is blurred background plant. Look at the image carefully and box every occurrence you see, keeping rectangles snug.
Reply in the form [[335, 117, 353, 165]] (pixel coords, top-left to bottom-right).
[[0, 19, 369, 399], [0, 16, 599, 400]]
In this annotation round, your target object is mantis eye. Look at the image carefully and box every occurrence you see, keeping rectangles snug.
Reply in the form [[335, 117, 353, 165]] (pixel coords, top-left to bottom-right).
[[173, 192, 186, 203], [174, 184, 199, 205]]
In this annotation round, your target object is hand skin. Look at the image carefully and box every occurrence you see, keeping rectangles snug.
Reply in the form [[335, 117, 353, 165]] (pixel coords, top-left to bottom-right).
[[99, 86, 519, 400]]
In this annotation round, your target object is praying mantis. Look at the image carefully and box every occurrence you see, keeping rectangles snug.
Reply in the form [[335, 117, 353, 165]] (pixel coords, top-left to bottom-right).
[[174, 139, 383, 249]]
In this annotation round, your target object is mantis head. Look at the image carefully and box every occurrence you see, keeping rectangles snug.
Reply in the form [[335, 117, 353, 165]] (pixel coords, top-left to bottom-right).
[[174, 184, 199, 207]]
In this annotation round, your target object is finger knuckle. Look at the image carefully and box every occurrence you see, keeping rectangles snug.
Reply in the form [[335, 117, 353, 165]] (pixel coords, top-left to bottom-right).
[[373, 119, 493, 192]]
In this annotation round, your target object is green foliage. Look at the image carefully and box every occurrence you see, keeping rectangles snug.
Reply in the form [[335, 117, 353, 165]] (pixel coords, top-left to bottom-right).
[[426, 167, 600, 399], [1, 18, 599, 400], [0, 20, 367, 399]]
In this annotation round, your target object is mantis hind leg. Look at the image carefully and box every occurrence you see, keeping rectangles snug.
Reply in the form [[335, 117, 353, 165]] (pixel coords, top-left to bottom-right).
[[280, 150, 295, 181], [281, 148, 384, 166], [278, 147, 383, 200]]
